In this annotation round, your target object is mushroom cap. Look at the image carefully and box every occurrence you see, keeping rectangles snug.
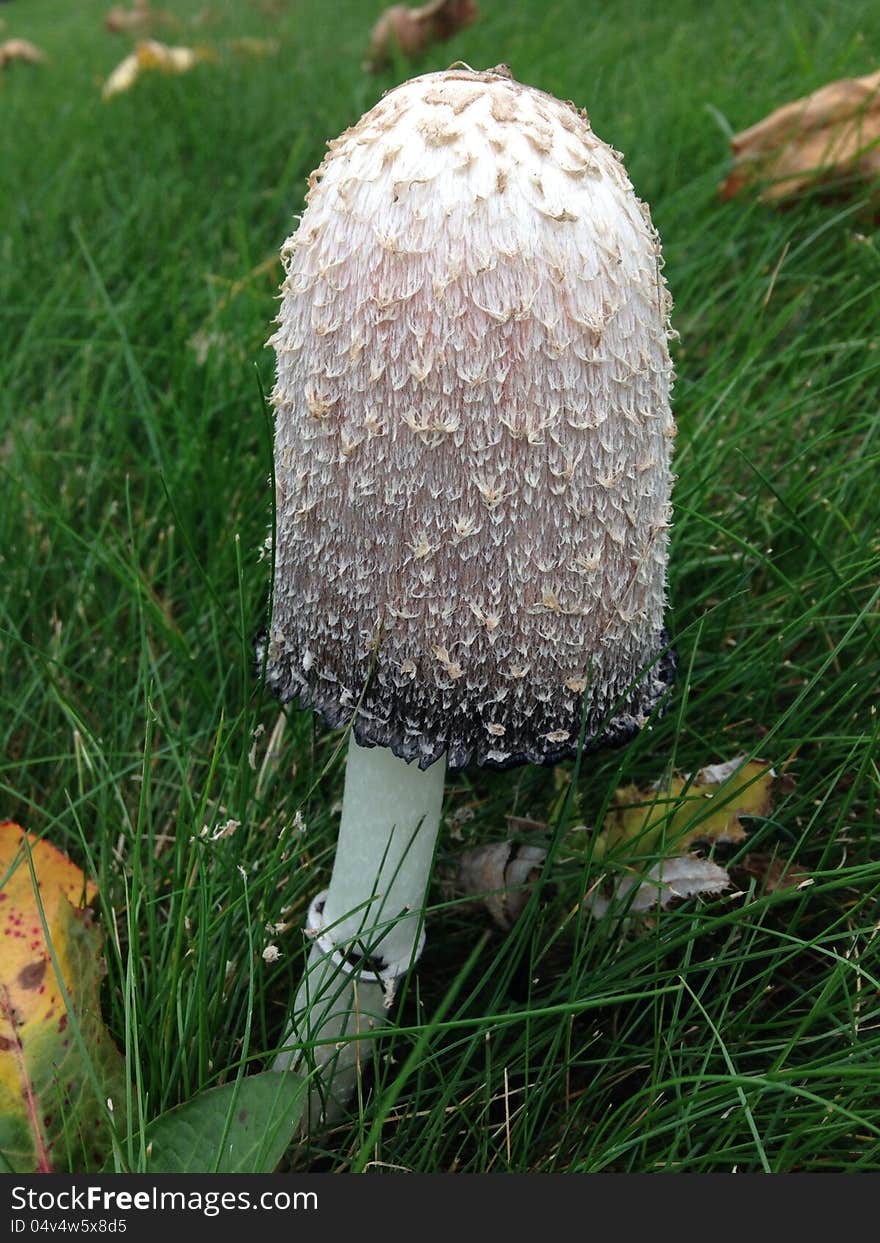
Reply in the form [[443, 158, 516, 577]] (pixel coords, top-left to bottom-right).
[[264, 67, 676, 771]]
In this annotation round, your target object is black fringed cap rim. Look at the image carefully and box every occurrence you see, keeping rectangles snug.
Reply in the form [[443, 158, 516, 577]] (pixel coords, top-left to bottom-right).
[[255, 627, 677, 772]]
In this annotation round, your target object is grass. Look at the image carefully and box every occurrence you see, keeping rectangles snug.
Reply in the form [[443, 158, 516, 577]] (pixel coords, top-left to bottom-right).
[[2, 0, 879, 1173]]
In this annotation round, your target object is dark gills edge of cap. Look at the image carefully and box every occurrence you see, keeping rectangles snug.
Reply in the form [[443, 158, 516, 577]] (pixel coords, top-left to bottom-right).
[[255, 629, 677, 772]]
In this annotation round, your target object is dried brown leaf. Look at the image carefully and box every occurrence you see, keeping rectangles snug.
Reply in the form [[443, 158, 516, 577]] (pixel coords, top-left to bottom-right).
[[720, 69, 880, 204], [365, 0, 478, 72], [504, 815, 549, 836], [730, 851, 809, 894], [0, 39, 47, 69], [447, 840, 546, 930], [104, 2, 177, 35], [586, 854, 731, 919]]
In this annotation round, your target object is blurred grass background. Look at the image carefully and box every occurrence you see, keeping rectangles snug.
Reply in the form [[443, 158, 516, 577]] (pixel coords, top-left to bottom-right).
[[2, 0, 879, 1171]]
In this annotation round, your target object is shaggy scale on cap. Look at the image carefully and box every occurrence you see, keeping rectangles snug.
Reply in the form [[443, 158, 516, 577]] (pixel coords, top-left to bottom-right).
[[264, 67, 676, 771]]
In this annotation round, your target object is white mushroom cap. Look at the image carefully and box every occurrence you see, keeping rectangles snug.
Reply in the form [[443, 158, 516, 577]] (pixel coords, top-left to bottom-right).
[[264, 67, 676, 771]]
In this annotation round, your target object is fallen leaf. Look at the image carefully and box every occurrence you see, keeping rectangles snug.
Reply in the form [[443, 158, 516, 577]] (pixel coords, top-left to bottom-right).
[[585, 855, 731, 919], [720, 69, 880, 204], [106, 0, 149, 30], [188, 328, 231, 366], [365, 0, 478, 72], [104, 1, 177, 35], [594, 756, 778, 861], [102, 39, 210, 99], [0, 39, 47, 69], [102, 51, 140, 96], [226, 37, 279, 59], [730, 851, 809, 894], [445, 840, 546, 929], [0, 822, 126, 1173]]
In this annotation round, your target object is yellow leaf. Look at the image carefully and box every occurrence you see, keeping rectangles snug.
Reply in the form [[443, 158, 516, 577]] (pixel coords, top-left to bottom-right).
[[0, 822, 125, 1172], [593, 757, 778, 861], [102, 51, 141, 98], [102, 39, 210, 98], [0, 822, 95, 1032]]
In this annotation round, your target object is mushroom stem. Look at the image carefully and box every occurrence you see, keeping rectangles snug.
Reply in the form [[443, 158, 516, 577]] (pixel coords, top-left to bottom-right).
[[273, 736, 446, 1124], [323, 737, 447, 967]]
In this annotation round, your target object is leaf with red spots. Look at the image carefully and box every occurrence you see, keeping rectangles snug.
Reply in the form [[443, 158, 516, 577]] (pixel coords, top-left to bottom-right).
[[0, 822, 126, 1173]]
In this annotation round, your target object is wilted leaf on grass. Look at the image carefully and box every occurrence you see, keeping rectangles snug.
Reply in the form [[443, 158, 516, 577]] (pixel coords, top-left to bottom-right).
[[586, 856, 731, 919], [0, 822, 126, 1173], [446, 841, 547, 930], [106, 1, 149, 36], [731, 852, 810, 894], [445, 758, 791, 931], [585, 757, 795, 921], [226, 37, 279, 59], [0, 39, 47, 70], [139, 1071, 308, 1173], [365, 0, 479, 72], [594, 756, 777, 862], [720, 69, 880, 204], [105, 2, 177, 35], [102, 39, 211, 99]]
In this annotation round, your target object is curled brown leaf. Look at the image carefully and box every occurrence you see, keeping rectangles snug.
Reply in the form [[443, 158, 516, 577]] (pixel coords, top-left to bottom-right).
[[104, 2, 177, 35], [0, 39, 47, 69], [585, 855, 731, 920], [730, 851, 809, 894], [444, 840, 546, 930], [720, 69, 880, 204], [365, 0, 479, 72]]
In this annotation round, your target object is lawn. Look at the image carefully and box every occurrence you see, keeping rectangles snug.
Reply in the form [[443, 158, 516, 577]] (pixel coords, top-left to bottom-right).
[[2, 0, 879, 1173]]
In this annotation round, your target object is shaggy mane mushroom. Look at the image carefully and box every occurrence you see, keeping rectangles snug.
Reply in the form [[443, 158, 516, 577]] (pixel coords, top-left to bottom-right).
[[262, 66, 676, 1122]]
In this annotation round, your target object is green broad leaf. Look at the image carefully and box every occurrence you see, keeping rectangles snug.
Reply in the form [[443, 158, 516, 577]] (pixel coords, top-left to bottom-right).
[[140, 1070, 308, 1173]]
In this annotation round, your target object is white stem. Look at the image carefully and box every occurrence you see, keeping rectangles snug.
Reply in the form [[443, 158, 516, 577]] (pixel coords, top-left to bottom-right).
[[278, 942, 388, 1126], [323, 737, 447, 969], [273, 737, 446, 1127]]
